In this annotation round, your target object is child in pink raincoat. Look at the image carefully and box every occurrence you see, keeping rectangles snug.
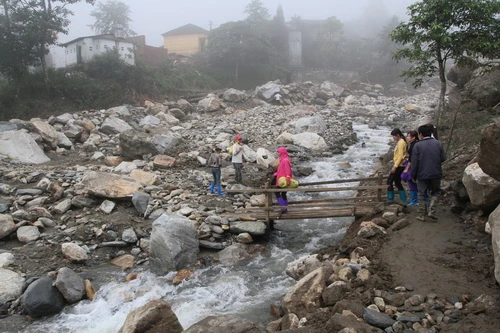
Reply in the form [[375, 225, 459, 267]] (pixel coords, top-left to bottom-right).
[[274, 147, 293, 212]]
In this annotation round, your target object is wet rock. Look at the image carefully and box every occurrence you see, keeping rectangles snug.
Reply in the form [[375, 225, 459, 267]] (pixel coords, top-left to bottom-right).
[[54, 267, 85, 303], [199, 240, 224, 250], [236, 233, 253, 244], [286, 254, 322, 281], [119, 299, 183, 333], [184, 315, 261, 333], [229, 221, 266, 236], [111, 254, 135, 271], [150, 213, 199, 275], [22, 276, 65, 318]]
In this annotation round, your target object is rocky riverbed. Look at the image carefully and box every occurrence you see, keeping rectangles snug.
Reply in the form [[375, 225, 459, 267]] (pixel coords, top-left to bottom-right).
[[3, 78, 499, 332]]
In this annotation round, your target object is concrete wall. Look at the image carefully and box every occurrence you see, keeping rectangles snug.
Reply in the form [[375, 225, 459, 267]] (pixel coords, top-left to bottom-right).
[[65, 37, 135, 66]]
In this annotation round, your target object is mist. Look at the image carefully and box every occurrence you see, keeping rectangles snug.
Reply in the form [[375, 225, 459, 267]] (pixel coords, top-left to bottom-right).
[[63, 0, 416, 46]]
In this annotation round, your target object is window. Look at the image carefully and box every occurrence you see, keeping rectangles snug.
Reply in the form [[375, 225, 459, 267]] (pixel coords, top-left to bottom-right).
[[89, 46, 93, 51], [121, 47, 124, 51]]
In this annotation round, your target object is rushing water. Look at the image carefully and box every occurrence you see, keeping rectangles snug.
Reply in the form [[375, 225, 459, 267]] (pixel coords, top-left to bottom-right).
[[24, 123, 390, 333]]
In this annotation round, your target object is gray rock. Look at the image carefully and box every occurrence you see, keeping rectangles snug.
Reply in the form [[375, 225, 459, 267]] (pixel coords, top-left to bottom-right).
[[0, 268, 24, 303], [22, 276, 66, 318], [17, 226, 40, 243], [199, 240, 224, 250], [0, 214, 16, 239], [52, 199, 72, 215], [363, 308, 396, 329], [229, 221, 267, 236], [122, 228, 138, 243], [71, 195, 96, 208], [132, 191, 151, 215], [100, 116, 133, 135], [54, 267, 85, 303], [184, 315, 261, 333], [0, 130, 50, 164], [118, 299, 183, 333], [149, 214, 199, 275]]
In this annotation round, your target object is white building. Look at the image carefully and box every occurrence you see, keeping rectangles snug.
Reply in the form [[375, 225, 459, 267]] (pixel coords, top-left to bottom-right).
[[61, 33, 135, 66]]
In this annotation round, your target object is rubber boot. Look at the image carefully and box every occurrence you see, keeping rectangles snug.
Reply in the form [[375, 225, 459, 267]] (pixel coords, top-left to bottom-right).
[[209, 183, 215, 194], [416, 202, 427, 221], [277, 197, 288, 213], [399, 190, 408, 205], [217, 185, 224, 196], [407, 191, 419, 206], [387, 191, 395, 203], [428, 197, 437, 220]]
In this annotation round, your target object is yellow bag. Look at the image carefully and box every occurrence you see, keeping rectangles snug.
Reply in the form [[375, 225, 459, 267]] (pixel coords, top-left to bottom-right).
[[278, 177, 299, 188]]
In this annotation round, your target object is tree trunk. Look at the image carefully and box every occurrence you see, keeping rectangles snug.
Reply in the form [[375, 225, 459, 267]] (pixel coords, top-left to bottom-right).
[[436, 48, 447, 128]]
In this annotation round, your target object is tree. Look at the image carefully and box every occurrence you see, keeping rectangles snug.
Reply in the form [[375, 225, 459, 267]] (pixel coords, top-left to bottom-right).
[[244, 0, 269, 27], [89, 0, 135, 36], [207, 21, 272, 82], [390, 0, 500, 126], [0, 0, 95, 87], [270, 5, 288, 63]]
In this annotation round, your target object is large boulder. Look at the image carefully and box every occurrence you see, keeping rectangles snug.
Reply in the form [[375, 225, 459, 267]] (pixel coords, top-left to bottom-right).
[[0, 130, 50, 164], [78, 171, 142, 199], [222, 88, 247, 102], [198, 95, 224, 112], [465, 66, 500, 108], [446, 63, 475, 88], [22, 276, 66, 318], [149, 214, 199, 275], [478, 123, 500, 182], [118, 299, 183, 333], [282, 266, 331, 318], [119, 130, 180, 160], [291, 132, 328, 151], [294, 116, 327, 134], [255, 81, 280, 101], [489, 204, 500, 285], [0, 268, 24, 303], [462, 163, 500, 212], [184, 315, 261, 333], [100, 116, 133, 135]]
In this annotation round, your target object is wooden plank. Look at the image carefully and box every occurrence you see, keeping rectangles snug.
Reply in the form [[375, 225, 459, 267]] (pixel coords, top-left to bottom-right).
[[247, 206, 373, 220], [225, 185, 386, 194]]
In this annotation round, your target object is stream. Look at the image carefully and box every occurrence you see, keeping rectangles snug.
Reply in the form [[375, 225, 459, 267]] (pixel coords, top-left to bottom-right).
[[24, 123, 391, 333]]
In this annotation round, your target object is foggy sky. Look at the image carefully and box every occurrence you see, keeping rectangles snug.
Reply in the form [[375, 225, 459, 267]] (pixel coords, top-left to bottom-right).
[[63, 0, 416, 46]]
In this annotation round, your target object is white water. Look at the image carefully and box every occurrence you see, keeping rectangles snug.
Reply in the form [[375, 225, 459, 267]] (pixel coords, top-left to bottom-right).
[[24, 123, 390, 333]]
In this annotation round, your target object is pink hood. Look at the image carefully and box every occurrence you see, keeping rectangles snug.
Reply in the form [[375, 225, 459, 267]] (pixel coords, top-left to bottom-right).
[[275, 147, 293, 186]]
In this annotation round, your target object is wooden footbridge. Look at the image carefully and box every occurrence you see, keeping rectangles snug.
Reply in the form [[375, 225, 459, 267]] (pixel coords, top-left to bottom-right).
[[225, 174, 386, 229]]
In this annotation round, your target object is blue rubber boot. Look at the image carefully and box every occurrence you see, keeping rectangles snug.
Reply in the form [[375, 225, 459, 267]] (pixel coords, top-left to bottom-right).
[[407, 191, 419, 206], [217, 185, 224, 196], [387, 191, 395, 203], [209, 183, 215, 194], [399, 190, 408, 205]]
